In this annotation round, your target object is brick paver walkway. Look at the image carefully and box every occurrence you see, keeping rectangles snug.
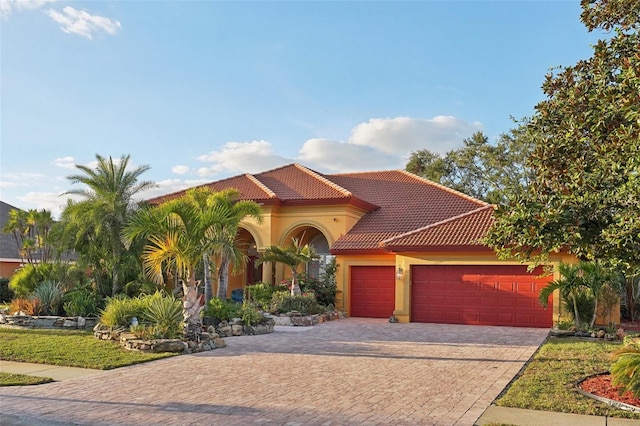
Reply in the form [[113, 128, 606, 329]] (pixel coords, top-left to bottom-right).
[[0, 318, 548, 426]]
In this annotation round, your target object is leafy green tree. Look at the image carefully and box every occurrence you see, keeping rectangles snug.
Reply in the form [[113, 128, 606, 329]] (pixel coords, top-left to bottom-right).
[[485, 0, 640, 274], [406, 126, 534, 205], [61, 154, 156, 296], [255, 237, 319, 296]]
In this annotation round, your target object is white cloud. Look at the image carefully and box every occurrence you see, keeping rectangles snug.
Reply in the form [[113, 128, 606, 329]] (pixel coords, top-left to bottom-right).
[[196, 140, 290, 177], [297, 138, 401, 172], [171, 165, 190, 175], [349, 116, 482, 156], [46, 6, 121, 39], [193, 116, 482, 177], [1, 0, 56, 17], [53, 156, 76, 169]]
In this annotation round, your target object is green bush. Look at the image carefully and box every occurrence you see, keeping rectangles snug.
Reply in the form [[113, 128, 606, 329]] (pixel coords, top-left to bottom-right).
[[63, 288, 101, 317], [299, 257, 339, 307], [0, 277, 14, 303], [31, 281, 64, 316], [240, 301, 264, 327], [9, 263, 88, 297], [142, 292, 183, 338], [611, 339, 640, 397], [271, 294, 325, 315], [204, 297, 241, 321], [246, 283, 288, 309], [99, 295, 148, 328]]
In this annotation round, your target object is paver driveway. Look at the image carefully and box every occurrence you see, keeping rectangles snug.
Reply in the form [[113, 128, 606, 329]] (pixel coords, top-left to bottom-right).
[[0, 318, 548, 426]]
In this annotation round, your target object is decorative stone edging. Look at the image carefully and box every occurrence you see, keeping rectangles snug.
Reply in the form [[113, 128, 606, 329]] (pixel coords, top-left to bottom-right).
[[268, 310, 346, 327], [576, 373, 640, 413], [93, 324, 226, 354], [0, 314, 98, 330]]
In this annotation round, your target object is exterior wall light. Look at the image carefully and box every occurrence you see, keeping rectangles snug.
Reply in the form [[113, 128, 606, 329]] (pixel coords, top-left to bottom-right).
[[396, 266, 404, 279]]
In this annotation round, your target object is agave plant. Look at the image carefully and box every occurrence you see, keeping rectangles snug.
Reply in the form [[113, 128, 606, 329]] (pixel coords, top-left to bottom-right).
[[32, 281, 64, 316], [142, 292, 183, 339]]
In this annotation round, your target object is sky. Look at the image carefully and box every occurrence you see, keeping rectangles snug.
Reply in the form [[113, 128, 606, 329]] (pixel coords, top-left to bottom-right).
[[1, 0, 605, 218]]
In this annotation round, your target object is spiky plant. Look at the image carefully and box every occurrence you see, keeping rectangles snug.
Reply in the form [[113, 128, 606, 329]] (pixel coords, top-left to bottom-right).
[[611, 341, 640, 398], [32, 281, 64, 315], [142, 292, 183, 338]]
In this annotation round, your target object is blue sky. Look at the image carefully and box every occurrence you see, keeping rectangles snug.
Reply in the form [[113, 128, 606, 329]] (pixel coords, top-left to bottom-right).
[[1, 0, 603, 218]]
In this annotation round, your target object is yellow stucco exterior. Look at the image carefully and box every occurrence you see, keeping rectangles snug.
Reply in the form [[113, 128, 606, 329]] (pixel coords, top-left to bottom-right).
[[231, 203, 620, 328]]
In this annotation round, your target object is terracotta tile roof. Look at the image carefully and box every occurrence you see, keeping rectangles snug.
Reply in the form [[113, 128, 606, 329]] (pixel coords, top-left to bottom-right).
[[253, 164, 353, 201], [148, 174, 278, 205], [147, 163, 493, 252], [379, 206, 495, 250], [326, 170, 488, 252]]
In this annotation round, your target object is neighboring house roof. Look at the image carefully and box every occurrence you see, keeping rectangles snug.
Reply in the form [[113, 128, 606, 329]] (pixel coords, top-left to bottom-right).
[[147, 163, 493, 253], [0, 200, 23, 261]]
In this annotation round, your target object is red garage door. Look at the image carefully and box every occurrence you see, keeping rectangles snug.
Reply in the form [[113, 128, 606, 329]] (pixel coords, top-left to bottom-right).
[[350, 266, 395, 318], [411, 265, 553, 327]]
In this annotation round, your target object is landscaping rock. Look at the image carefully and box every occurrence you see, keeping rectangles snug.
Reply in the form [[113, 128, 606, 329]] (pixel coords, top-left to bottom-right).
[[153, 340, 187, 353]]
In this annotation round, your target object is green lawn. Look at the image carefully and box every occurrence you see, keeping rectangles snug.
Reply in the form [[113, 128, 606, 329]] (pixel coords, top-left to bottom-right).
[[0, 372, 53, 386], [496, 337, 640, 419], [0, 328, 177, 370]]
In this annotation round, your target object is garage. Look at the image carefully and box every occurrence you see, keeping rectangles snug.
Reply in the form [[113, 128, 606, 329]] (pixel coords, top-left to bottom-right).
[[411, 265, 553, 327], [350, 266, 395, 318]]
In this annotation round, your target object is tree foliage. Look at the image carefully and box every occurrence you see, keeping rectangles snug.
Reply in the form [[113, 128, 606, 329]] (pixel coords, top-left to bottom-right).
[[2, 208, 55, 264], [59, 154, 156, 296], [406, 126, 534, 205], [485, 0, 640, 272]]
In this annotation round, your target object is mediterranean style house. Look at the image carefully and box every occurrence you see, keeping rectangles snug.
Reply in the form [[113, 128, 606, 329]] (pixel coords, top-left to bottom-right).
[[150, 163, 579, 327]]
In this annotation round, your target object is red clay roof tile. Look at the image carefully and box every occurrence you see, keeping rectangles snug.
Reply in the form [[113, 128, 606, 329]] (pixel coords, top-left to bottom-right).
[[379, 206, 495, 250], [147, 163, 493, 252]]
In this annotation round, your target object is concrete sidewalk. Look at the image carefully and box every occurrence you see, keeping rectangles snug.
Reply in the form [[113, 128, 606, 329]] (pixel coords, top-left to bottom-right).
[[0, 360, 101, 381], [476, 405, 640, 425]]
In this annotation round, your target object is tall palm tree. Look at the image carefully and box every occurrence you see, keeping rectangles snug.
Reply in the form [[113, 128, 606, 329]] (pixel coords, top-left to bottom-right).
[[209, 189, 262, 302], [64, 154, 156, 295], [123, 192, 249, 339], [169, 188, 262, 304], [255, 237, 318, 296], [539, 262, 584, 328]]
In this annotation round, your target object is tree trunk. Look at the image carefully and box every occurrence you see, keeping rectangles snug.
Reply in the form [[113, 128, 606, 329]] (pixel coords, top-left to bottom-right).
[[182, 276, 203, 341], [217, 255, 230, 299], [203, 252, 213, 305], [572, 292, 581, 329], [291, 270, 302, 296]]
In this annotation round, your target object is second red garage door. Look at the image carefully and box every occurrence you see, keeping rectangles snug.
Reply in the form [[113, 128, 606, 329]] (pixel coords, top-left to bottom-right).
[[350, 266, 395, 318], [411, 265, 553, 327]]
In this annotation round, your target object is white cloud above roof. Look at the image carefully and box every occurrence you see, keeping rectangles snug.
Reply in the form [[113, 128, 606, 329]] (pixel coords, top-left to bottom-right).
[[46, 6, 121, 39]]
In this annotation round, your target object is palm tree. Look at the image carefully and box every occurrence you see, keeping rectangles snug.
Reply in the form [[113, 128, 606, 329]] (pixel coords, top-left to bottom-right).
[[64, 154, 156, 295], [209, 189, 262, 302], [123, 191, 250, 339], [539, 262, 584, 328], [255, 237, 319, 296]]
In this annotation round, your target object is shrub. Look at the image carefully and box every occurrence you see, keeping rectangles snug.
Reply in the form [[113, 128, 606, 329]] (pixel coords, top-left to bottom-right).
[[240, 301, 264, 327], [142, 292, 183, 338], [0, 277, 14, 303], [63, 289, 101, 317], [204, 297, 241, 322], [611, 339, 640, 398], [562, 288, 595, 329], [299, 257, 339, 307], [32, 281, 64, 315], [271, 294, 325, 315], [8, 298, 32, 315], [9, 263, 88, 297], [246, 283, 288, 309], [99, 295, 148, 328]]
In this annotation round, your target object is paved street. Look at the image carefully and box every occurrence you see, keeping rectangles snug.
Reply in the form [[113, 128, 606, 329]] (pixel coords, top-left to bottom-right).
[[0, 318, 548, 425]]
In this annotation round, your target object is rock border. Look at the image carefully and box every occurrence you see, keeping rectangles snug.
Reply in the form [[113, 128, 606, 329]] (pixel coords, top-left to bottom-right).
[[0, 314, 98, 330]]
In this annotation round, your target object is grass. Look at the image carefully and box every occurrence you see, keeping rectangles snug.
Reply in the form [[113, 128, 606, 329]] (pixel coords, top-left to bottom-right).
[[0, 327, 177, 370], [496, 337, 640, 419], [0, 372, 53, 386]]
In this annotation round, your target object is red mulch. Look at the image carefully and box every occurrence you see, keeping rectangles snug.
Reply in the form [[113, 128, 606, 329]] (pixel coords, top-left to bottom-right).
[[620, 321, 640, 332], [579, 373, 640, 408]]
